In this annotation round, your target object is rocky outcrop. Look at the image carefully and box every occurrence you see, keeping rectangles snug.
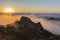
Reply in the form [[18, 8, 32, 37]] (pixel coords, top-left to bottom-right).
[[0, 16, 59, 40], [14, 16, 57, 40]]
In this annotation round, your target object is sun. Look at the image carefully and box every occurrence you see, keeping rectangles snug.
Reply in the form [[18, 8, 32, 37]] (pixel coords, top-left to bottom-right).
[[4, 8, 14, 13]]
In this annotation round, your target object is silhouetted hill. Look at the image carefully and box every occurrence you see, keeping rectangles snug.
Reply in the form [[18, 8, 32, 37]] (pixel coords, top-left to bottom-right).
[[0, 16, 60, 40]]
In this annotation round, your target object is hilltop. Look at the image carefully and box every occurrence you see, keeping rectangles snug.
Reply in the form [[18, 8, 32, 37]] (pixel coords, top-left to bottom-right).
[[0, 16, 59, 40]]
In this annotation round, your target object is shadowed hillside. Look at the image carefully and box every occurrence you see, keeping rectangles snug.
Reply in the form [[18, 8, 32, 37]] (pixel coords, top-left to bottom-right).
[[0, 16, 60, 40]]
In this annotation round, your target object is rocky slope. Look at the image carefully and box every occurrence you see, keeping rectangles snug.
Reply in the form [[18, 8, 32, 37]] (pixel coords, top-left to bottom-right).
[[0, 16, 60, 40]]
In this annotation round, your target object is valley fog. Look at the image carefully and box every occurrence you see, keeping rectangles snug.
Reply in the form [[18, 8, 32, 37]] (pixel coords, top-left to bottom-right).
[[0, 14, 60, 35]]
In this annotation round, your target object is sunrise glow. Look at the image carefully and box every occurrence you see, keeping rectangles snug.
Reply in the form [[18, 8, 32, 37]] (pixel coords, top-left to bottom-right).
[[4, 8, 14, 13]]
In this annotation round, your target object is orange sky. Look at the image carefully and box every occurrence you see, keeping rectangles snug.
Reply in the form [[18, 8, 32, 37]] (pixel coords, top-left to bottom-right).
[[0, 0, 60, 13], [0, 7, 60, 13]]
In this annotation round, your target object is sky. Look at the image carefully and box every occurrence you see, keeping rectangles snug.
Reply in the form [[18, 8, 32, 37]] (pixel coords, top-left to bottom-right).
[[0, 0, 60, 13]]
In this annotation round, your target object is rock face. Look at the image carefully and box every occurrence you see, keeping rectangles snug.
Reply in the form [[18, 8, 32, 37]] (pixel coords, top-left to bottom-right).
[[0, 16, 59, 40], [14, 16, 58, 40]]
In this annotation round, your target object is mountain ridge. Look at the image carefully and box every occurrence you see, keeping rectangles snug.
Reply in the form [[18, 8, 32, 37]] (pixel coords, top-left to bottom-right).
[[0, 16, 59, 40]]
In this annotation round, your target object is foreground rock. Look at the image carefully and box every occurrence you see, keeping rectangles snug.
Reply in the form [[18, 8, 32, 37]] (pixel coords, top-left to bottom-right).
[[0, 16, 59, 40]]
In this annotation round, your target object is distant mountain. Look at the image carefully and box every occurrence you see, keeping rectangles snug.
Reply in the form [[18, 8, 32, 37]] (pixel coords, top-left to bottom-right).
[[0, 13, 3, 15], [12, 13, 32, 16]]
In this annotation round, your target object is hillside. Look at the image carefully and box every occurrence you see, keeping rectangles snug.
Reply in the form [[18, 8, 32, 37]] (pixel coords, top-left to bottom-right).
[[0, 16, 59, 40]]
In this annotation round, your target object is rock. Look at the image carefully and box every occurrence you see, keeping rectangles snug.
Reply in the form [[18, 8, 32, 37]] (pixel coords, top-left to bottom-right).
[[14, 16, 56, 40], [0, 16, 59, 40]]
